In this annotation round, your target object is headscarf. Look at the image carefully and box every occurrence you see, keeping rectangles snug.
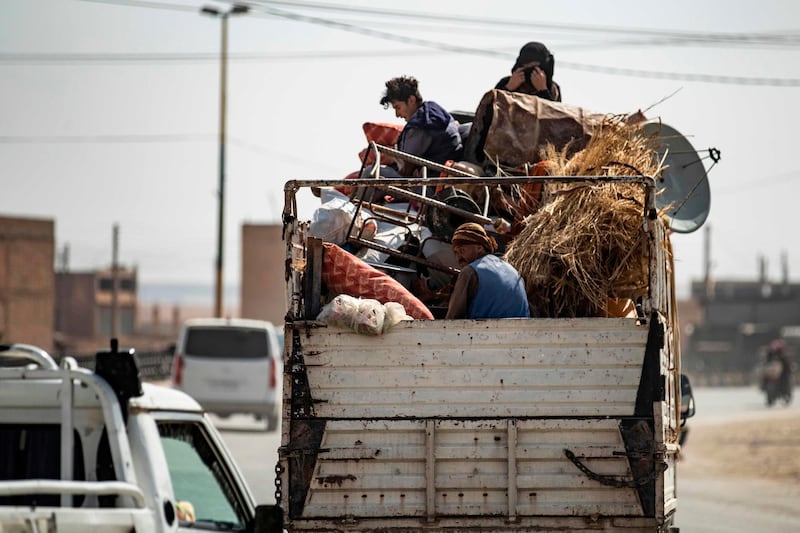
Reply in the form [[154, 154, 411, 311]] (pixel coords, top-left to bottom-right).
[[451, 222, 497, 253], [512, 41, 555, 86]]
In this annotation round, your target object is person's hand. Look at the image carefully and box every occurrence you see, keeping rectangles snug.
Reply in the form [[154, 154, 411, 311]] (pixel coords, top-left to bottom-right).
[[506, 65, 547, 93], [505, 68, 527, 91], [527, 66, 547, 92]]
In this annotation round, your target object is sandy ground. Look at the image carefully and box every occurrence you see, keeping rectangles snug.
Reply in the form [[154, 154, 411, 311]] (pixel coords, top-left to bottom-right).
[[679, 406, 800, 483]]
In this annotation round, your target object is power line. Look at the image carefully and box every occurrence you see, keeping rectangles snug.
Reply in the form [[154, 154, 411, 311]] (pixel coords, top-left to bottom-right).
[[79, 0, 197, 12], [0, 133, 213, 143], [252, 5, 800, 87], [559, 62, 800, 86], [4, 50, 799, 86], [35, 0, 800, 86], [0, 49, 441, 64], [253, 3, 800, 57], [0, 132, 339, 165], [85, 0, 800, 48], [252, 0, 800, 46]]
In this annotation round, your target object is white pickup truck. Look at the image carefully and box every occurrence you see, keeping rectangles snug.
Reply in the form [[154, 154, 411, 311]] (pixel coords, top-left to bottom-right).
[[275, 170, 694, 532], [0, 341, 280, 532]]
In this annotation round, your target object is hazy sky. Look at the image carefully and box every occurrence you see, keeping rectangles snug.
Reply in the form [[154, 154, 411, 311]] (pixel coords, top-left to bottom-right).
[[2, 0, 799, 303]]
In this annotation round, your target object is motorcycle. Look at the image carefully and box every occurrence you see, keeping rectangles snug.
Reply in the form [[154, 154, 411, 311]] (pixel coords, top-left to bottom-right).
[[758, 359, 792, 407]]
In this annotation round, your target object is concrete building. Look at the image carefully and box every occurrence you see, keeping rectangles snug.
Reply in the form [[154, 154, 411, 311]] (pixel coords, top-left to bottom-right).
[[0, 215, 55, 351], [55, 267, 138, 353], [683, 277, 800, 380], [240, 223, 285, 325]]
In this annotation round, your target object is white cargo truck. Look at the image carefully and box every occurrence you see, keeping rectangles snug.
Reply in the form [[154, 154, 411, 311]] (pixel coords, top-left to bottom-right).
[[0, 341, 280, 532], [274, 163, 695, 531]]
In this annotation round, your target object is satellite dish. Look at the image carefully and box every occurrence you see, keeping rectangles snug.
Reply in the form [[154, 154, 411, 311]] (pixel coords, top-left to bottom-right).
[[642, 121, 711, 234]]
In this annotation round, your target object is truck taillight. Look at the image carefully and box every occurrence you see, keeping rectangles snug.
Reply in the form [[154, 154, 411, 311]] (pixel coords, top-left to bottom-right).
[[172, 354, 184, 387], [269, 356, 278, 389]]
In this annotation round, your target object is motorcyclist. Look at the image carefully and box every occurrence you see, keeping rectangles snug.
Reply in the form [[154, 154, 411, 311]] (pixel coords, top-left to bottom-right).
[[762, 338, 793, 404]]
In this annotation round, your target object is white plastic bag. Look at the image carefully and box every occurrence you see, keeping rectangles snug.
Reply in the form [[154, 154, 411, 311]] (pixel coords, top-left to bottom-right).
[[353, 298, 385, 336], [317, 294, 384, 335], [382, 302, 409, 333], [317, 294, 360, 327], [317, 295, 411, 335], [308, 189, 362, 245]]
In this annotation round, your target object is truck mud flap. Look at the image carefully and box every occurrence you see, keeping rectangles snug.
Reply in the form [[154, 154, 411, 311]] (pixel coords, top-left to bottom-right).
[[254, 504, 284, 533], [285, 419, 326, 519]]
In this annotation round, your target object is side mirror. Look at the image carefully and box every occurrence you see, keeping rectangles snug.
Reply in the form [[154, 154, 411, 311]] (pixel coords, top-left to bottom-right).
[[680, 373, 696, 425]]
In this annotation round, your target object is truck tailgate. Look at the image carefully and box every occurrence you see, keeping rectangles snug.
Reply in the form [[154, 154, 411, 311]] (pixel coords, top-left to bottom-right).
[[281, 317, 676, 530]]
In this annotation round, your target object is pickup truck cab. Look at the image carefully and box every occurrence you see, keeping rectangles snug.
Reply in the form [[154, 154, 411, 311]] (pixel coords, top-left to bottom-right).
[[0, 342, 278, 532]]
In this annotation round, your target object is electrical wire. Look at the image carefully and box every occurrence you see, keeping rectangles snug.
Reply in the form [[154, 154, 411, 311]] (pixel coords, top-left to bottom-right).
[[249, 0, 800, 46], [39, 0, 800, 87], [82, 0, 800, 48], [0, 133, 213, 143]]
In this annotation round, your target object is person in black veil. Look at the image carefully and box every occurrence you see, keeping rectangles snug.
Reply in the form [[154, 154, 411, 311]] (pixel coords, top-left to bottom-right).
[[495, 41, 561, 102]]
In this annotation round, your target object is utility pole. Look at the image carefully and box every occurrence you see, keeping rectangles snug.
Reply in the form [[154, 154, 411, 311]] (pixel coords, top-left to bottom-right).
[[703, 224, 713, 304], [201, 3, 250, 318], [111, 223, 119, 338]]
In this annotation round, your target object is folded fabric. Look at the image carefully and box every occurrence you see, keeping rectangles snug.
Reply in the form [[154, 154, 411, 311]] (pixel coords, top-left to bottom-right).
[[322, 242, 434, 320]]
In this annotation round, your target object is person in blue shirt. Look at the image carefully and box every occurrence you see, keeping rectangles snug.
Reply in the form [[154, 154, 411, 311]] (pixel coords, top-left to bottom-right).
[[445, 222, 530, 319], [378, 76, 463, 176]]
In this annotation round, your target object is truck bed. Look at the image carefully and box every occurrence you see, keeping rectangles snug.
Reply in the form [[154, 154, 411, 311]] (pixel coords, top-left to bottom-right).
[[279, 174, 681, 532], [281, 317, 678, 531]]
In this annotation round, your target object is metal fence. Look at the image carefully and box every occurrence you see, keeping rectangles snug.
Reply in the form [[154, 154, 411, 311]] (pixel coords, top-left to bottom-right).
[[58, 350, 174, 381]]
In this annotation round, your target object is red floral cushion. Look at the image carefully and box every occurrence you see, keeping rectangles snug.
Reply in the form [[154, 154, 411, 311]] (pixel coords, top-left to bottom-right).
[[358, 122, 403, 167], [321, 242, 433, 320]]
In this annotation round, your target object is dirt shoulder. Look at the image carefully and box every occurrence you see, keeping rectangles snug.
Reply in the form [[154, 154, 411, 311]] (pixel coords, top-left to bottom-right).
[[679, 407, 800, 483]]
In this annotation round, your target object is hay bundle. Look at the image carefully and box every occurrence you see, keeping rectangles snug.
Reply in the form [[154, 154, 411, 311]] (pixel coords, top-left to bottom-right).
[[503, 117, 669, 317]]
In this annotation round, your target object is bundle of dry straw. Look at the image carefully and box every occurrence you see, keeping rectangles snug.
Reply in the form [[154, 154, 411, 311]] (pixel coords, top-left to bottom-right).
[[503, 116, 670, 317]]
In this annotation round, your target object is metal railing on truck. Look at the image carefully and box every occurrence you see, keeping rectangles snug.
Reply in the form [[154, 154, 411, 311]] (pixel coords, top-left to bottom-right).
[[282, 166, 663, 319], [0, 343, 145, 509]]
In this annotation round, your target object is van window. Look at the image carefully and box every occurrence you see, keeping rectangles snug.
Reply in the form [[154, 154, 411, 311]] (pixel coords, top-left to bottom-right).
[[184, 327, 270, 359]]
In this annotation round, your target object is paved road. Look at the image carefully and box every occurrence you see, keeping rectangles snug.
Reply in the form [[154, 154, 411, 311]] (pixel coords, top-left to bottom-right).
[[215, 386, 800, 530], [211, 415, 282, 505], [674, 386, 800, 532]]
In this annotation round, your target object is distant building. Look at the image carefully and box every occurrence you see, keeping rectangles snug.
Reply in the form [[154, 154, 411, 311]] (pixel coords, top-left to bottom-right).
[[0, 215, 55, 350], [684, 278, 800, 377], [55, 267, 138, 352], [240, 224, 285, 325]]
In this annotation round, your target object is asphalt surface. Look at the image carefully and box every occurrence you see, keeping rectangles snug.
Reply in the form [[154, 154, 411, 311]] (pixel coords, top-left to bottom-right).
[[674, 386, 800, 532]]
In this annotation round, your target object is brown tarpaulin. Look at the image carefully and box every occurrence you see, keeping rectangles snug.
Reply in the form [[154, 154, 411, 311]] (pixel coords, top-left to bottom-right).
[[463, 89, 607, 169]]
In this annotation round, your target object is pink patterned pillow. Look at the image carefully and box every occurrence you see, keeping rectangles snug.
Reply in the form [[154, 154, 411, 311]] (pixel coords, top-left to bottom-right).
[[321, 242, 433, 320]]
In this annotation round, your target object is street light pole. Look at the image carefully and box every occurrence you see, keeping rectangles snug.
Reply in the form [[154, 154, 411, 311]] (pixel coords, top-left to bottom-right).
[[201, 3, 249, 318]]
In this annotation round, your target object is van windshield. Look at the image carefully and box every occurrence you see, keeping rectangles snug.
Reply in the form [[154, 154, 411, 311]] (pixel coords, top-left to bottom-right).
[[184, 327, 270, 358]]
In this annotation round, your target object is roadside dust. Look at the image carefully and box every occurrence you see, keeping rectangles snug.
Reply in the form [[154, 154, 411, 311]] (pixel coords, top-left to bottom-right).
[[679, 407, 800, 483]]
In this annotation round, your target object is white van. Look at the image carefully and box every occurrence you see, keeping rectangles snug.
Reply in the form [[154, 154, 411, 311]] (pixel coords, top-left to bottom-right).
[[171, 318, 282, 430]]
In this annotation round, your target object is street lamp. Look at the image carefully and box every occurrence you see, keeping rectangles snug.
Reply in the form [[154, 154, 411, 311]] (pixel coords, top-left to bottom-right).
[[201, 3, 250, 318]]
